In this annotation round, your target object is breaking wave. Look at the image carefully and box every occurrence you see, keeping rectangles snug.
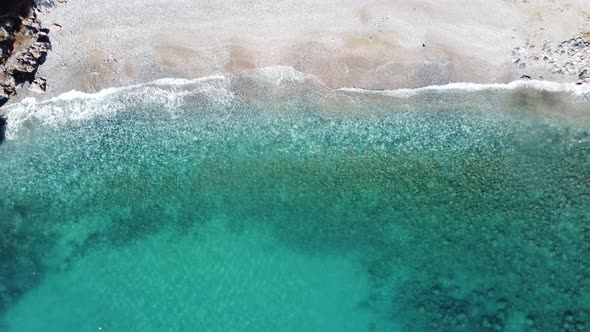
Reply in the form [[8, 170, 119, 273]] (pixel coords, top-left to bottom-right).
[[2, 66, 589, 140]]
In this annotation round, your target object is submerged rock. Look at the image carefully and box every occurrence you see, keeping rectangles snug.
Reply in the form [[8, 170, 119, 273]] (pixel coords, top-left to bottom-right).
[[0, 116, 6, 143]]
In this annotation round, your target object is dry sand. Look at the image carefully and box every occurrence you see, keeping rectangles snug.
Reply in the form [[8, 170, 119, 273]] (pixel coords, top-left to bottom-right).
[[23, 0, 590, 99]]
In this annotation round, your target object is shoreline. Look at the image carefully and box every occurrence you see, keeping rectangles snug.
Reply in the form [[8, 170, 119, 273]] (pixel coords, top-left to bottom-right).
[[6, 68, 590, 106], [3, 67, 590, 110], [2, 67, 590, 142], [1, 0, 590, 107]]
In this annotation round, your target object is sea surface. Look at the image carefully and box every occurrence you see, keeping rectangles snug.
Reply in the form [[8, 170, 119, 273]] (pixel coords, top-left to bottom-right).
[[1, 68, 589, 331]]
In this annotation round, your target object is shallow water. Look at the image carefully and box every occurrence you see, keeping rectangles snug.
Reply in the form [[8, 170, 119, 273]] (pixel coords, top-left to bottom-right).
[[1, 71, 589, 331]]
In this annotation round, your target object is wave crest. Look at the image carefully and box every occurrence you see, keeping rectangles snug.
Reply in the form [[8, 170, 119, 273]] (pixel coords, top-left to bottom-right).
[[1, 66, 589, 140]]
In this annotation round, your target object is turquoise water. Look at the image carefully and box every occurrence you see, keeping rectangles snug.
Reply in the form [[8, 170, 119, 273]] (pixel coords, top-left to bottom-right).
[[1, 73, 590, 331]]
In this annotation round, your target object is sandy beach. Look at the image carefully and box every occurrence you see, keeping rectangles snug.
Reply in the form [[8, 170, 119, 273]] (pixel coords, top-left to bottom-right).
[[2, 2, 590, 331], [6, 0, 583, 101]]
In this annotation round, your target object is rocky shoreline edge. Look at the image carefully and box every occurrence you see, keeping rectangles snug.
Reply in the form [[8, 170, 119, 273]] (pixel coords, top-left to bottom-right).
[[0, 1, 59, 104], [0, 0, 61, 141]]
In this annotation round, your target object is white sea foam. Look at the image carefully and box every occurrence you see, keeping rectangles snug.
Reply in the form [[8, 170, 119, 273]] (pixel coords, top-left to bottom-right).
[[2, 67, 589, 140], [248, 66, 318, 86], [338, 80, 590, 98], [1, 75, 234, 140]]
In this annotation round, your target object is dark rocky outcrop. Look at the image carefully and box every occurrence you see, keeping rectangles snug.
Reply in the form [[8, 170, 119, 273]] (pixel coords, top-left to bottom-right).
[[1, 0, 52, 107], [0, 116, 6, 142], [0, 0, 34, 18]]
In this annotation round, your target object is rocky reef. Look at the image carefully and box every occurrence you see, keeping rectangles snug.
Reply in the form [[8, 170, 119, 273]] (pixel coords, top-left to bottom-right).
[[0, 0, 52, 108]]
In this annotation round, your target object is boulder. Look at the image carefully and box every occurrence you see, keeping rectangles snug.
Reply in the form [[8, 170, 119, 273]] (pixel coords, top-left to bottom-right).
[[48, 23, 61, 32], [28, 76, 46, 93], [0, 82, 16, 98], [12, 52, 38, 73]]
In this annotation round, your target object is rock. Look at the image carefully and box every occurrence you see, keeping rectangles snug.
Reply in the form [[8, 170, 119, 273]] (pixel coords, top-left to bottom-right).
[[22, 17, 41, 31], [514, 34, 589, 80], [0, 71, 16, 87], [0, 44, 9, 59], [0, 80, 16, 98], [28, 76, 46, 93], [0, 2, 53, 106], [0, 86, 11, 99], [49, 23, 62, 32], [0, 17, 16, 36], [33, 40, 51, 53], [0, 29, 9, 41], [12, 52, 38, 73], [579, 69, 590, 80], [520, 75, 532, 80], [0, 116, 6, 143]]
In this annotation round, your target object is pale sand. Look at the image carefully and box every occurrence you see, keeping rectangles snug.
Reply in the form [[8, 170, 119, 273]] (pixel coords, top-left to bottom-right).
[[23, 0, 590, 99]]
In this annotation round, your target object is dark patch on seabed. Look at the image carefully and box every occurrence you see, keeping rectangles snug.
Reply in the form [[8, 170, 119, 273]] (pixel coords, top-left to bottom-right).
[[0, 82, 589, 331], [0, 201, 52, 315], [0, 117, 6, 143]]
